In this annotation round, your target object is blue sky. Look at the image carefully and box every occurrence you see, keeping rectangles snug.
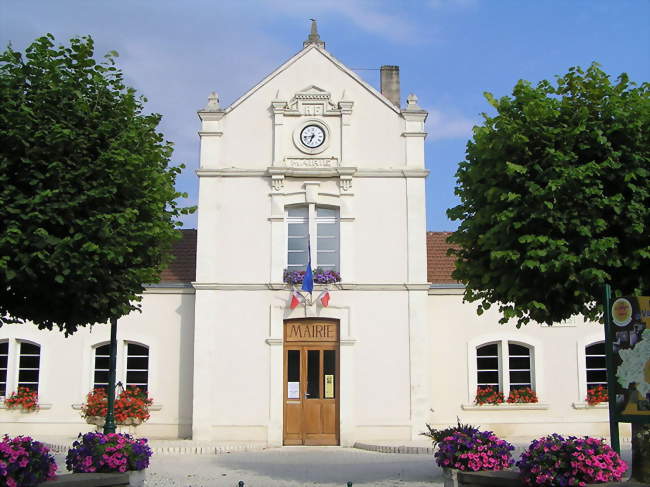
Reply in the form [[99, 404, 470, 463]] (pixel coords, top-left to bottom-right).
[[2, 0, 648, 230]]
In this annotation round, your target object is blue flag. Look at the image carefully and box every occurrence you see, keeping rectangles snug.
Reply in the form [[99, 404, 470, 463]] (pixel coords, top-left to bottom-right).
[[301, 238, 314, 293]]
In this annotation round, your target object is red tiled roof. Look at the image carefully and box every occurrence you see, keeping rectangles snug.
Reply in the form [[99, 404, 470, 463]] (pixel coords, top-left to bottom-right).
[[159, 229, 197, 282], [161, 229, 459, 285], [427, 232, 459, 284]]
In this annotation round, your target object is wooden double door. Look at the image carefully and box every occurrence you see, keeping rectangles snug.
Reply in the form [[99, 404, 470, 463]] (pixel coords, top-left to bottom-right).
[[283, 319, 339, 445]]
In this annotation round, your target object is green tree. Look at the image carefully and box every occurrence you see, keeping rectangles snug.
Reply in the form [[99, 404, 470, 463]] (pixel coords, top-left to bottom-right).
[[447, 63, 650, 483], [448, 63, 649, 327], [0, 34, 192, 336]]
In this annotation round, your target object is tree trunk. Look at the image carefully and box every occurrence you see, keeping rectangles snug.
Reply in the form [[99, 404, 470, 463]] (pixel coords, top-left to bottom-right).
[[630, 423, 650, 483]]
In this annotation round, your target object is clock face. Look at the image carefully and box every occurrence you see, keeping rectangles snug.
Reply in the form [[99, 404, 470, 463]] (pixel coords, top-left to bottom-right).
[[300, 125, 325, 148]]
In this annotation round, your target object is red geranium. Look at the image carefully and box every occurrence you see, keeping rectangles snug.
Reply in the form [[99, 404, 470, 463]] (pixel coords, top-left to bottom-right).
[[507, 387, 538, 404], [4, 387, 39, 411], [81, 387, 153, 424], [586, 385, 608, 406], [475, 386, 504, 405]]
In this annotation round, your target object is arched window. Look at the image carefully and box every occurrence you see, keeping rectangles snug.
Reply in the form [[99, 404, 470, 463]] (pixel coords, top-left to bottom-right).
[[17, 342, 40, 391], [92, 342, 149, 391], [476, 341, 533, 392], [0, 340, 41, 398], [287, 205, 339, 272], [585, 341, 607, 391], [93, 344, 111, 389], [0, 341, 8, 397], [126, 343, 149, 391]]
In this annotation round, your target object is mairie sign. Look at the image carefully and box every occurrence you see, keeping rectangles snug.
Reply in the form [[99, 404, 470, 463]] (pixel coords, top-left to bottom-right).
[[285, 321, 338, 342]]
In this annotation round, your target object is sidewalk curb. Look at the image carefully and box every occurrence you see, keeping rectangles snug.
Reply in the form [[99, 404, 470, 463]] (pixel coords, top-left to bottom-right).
[[353, 442, 435, 455]]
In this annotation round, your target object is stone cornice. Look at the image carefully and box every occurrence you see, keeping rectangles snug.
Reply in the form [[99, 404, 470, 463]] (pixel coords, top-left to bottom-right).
[[196, 168, 429, 178], [192, 282, 431, 291]]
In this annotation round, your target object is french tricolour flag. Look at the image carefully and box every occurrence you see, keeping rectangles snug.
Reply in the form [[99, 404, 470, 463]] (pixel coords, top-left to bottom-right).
[[319, 290, 330, 307], [289, 290, 302, 309], [301, 238, 314, 294]]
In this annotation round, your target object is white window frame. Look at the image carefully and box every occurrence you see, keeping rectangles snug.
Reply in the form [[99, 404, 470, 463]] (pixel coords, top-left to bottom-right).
[[475, 341, 534, 394], [0, 339, 41, 399], [575, 332, 607, 403], [585, 341, 607, 390], [468, 333, 543, 403], [0, 341, 8, 398], [91, 341, 150, 392], [286, 204, 340, 272], [125, 342, 149, 391], [17, 341, 41, 391]]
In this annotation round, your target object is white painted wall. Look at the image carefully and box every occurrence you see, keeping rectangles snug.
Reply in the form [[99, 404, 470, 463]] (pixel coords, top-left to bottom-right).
[[0, 289, 195, 438], [426, 290, 621, 438]]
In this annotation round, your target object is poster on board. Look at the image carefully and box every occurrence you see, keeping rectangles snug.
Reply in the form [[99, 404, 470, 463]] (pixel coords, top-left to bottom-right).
[[610, 296, 650, 417]]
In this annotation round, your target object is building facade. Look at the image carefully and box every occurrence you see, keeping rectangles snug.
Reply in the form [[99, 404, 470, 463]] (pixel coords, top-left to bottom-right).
[[0, 25, 614, 445]]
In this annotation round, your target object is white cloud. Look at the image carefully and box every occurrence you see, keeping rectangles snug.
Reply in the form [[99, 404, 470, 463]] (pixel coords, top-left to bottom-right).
[[425, 107, 476, 141]]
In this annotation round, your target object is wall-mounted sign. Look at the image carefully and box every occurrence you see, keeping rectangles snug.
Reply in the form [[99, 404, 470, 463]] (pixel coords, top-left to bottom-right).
[[609, 296, 650, 417], [285, 321, 338, 342], [288, 382, 300, 399], [324, 374, 335, 399]]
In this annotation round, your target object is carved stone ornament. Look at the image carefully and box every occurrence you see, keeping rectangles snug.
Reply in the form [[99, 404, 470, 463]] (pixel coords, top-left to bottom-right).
[[271, 174, 285, 191], [339, 176, 352, 191], [285, 85, 339, 117]]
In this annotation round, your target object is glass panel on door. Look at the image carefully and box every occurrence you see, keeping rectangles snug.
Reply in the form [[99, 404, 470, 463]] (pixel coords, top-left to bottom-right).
[[323, 350, 336, 399], [307, 350, 320, 399], [287, 350, 300, 399]]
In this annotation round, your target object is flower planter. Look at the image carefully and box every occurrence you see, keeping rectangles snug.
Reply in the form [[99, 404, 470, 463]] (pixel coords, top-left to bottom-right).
[[443, 467, 459, 487], [86, 415, 144, 435], [129, 469, 146, 487]]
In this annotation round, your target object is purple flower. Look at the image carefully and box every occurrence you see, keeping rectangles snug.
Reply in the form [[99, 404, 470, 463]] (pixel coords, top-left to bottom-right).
[[66, 432, 152, 473], [517, 434, 627, 486]]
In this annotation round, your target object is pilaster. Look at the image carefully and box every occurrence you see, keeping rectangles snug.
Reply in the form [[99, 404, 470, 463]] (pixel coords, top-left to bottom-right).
[[401, 94, 427, 169]]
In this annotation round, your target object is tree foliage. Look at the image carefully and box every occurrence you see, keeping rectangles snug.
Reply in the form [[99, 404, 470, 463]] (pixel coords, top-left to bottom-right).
[[447, 63, 649, 327], [0, 34, 192, 335]]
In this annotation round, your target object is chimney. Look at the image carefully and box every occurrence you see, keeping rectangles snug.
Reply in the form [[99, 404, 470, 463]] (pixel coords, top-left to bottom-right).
[[380, 65, 400, 108]]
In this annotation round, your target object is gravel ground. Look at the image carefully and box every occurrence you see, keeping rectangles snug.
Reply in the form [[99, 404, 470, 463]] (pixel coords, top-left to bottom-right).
[[56, 447, 445, 487], [52, 442, 634, 487]]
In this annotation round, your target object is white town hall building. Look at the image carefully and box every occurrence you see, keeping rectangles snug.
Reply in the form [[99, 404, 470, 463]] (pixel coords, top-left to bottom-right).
[[0, 25, 614, 446]]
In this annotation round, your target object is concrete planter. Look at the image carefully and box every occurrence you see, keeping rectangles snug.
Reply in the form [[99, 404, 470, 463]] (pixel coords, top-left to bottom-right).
[[46, 471, 146, 486], [85, 416, 144, 435], [456, 470, 642, 487], [442, 467, 459, 487], [86, 416, 144, 426], [128, 469, 146, 487]]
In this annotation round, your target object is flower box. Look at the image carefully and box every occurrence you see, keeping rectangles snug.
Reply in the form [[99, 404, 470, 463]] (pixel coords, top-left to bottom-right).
[[81, 387, 152, 426], [3, 387, 39, 411], [283, 268, 341, 285]]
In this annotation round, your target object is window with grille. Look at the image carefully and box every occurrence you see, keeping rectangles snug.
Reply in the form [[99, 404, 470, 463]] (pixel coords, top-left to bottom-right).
[[508, 343, 532, 391], [17, 342, 40, 391], [92, 342, 149, 391], [0, 341, 7, 397], [287, 205, 339, 272], [476, 341, 533, 392], [476, 343, 499, 389], [93, 344, 111, 389], [126, 344, 149, 391], [585, 341, 607, 390]]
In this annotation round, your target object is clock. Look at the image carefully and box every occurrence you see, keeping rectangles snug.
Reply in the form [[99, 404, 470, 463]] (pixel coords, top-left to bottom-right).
[[300, 124, 325, 149]]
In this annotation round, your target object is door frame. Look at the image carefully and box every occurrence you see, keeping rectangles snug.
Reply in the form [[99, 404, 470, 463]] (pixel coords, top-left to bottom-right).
[[283, 318, 340, 446]]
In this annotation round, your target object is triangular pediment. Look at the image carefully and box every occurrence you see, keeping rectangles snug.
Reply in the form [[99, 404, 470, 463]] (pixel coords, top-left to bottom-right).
[[224, 45, 401, 115]]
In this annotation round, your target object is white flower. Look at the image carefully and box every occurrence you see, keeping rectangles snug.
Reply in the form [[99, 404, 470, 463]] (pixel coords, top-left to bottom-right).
[[617, 329, 650, 397]]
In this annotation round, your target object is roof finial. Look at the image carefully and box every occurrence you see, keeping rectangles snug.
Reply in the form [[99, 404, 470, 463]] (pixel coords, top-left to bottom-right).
[[304, 18, 325, 49], [204, 92, 220, 111]]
